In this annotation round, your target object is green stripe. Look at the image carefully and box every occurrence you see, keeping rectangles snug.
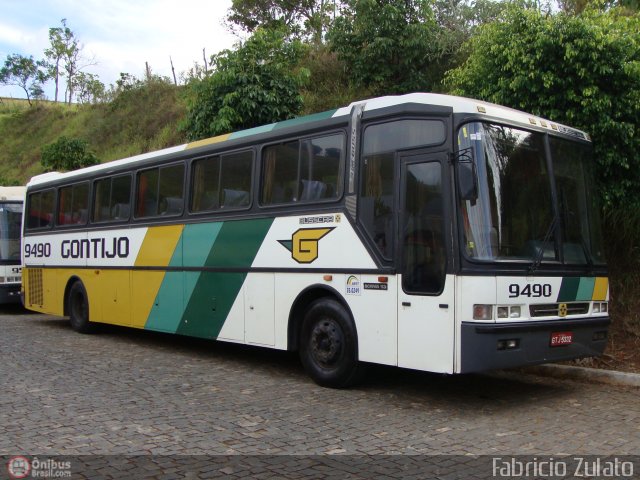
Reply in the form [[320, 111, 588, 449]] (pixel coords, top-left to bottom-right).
[[177, 218, 274, 338], [145, 223, 224, 333], [576, 277, 596, 301], [557, 277, 580, 302], [229, 123, 276, 140], [272, 109, 338, 130]]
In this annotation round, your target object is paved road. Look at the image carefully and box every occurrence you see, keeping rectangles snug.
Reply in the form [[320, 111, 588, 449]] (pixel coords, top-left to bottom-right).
[[1, 305, 639, 478]]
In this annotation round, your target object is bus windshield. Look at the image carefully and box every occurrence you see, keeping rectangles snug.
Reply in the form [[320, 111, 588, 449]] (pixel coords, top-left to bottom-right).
[[458, 122, 605, 265], [0, 202, 23, 262]]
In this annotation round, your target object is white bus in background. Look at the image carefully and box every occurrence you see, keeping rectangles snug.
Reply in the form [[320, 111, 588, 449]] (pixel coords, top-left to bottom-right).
[[0, 186, 25, 304]]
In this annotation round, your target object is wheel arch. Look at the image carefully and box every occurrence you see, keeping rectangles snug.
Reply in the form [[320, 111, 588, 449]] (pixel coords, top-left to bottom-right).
[[287, 284, 355, 352]]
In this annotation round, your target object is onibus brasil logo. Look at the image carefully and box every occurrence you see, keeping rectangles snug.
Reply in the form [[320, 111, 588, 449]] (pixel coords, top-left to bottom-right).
[[278, 227, 334, 264]]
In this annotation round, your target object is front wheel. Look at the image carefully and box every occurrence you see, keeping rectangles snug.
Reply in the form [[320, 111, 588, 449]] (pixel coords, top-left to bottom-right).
[[299, 298, 364, 388], [67, 281, 95, 334]]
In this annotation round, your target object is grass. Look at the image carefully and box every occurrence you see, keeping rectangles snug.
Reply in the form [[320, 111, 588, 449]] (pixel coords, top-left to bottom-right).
[[0, 85, 187, 185]]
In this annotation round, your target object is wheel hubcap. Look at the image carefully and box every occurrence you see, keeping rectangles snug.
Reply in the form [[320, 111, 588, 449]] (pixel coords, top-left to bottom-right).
[[310, 318, 343, 367]]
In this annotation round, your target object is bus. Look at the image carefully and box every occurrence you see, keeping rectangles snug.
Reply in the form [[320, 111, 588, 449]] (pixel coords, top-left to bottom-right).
[[22, 93, 609, 387], [0, 186, 25, 304]]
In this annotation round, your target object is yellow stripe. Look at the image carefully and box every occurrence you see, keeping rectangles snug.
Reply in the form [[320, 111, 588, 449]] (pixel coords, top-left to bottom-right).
[[185, 133, 231, 150], [135, 225, 184, 267], [132, 225, 184, 328], [592, 277, 609, 301]]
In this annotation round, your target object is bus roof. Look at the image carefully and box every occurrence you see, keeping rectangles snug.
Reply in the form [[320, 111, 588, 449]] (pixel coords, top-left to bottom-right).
[[0, 186, 26, 201], [27, 93, 589, 188]]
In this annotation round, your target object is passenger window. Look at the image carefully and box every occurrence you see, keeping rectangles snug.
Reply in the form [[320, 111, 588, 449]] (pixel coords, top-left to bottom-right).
[[58, 183, 89, 226], [93, 175, 132, 222], [136, 164, 185, 218], [261, 133, 343, 205], [26, 189, 55, 230], [262, 141, 299, 204], [191, 150, 252, 212]]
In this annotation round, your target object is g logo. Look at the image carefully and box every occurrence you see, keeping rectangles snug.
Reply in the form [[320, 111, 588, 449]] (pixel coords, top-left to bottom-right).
[[558, 303, 568, 317], [279, 227, 334, 264]]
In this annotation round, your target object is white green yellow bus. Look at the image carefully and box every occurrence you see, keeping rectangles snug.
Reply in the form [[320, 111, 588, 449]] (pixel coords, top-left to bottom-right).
[[0, 186, 25, 304], [22, 93, 609, 387]]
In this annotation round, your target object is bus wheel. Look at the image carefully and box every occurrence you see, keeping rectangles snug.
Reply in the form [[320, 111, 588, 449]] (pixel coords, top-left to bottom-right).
[[67, 281, 95, 334], [299, 298, 364, 388]]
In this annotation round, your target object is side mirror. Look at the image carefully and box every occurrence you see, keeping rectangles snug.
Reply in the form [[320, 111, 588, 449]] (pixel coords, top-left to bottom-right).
[[456, 151, 478, 202]]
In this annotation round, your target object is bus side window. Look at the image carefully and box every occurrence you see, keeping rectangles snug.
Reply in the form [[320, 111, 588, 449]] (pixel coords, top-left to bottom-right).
[[93, 175, 131, 222], [191, 155, 221, 212], [262, 142, 298, 205], [220, 150, 252, 209], [261, 134, 343, 206], [136, 164, 184, 218], [58, 183, 89, 226], [27, 189, 55, 229]]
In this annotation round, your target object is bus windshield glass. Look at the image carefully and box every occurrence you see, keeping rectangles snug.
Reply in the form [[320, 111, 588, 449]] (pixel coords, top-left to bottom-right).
[[458, 122, 604, 265], [0, 202, 23, 262]]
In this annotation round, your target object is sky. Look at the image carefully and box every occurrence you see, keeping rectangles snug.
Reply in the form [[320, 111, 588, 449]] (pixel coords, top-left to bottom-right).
[[0, 0, 242, 100]]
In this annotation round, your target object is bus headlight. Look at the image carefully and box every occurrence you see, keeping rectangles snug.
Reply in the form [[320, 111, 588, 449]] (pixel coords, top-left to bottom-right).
[[497, 305, 521, 319], [473, 304, 493, 320]]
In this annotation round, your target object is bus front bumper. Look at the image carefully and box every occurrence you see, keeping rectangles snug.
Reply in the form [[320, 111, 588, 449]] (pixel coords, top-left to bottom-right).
[[0, 283, 22, 304], [460, 317, 610, 373]]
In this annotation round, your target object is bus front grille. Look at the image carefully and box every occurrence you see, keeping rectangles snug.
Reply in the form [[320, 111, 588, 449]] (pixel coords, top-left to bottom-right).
[[529, 302, 589, 317], [28, 268, 43, 306]]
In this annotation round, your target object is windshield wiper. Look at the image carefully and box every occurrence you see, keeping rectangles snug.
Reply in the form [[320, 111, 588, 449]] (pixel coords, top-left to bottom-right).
[[528, 214, 558, 275], [579, 236, 594, 273]]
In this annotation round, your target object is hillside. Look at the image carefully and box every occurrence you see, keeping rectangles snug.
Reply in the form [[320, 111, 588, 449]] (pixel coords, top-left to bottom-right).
[[0, 81, 186, 184]]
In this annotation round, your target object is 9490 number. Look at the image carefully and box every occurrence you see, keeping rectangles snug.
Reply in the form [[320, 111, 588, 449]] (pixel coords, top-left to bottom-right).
[[509, 283, 552, 298]]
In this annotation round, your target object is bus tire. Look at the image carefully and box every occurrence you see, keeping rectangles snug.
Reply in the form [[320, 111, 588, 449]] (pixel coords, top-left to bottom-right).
[[299, 298, 364, 388], [67, 281, 95, 334]]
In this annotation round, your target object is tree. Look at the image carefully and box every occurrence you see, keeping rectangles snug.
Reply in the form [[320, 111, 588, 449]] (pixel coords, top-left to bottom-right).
[[0, 54, 47, 106], [328, 0, 443, 94], [446, 6, 640, 211], [41, 136, 99, 172], [327, 0, 504, 95], [73, 72, 106, 104], [227, 0, 342, 43], [44, 19, 74, 103], [182, 28, 309, 140], [43, 18, 96, 104]]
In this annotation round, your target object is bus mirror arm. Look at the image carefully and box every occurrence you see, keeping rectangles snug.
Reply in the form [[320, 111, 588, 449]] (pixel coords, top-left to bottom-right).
[[454, 148, 478, 202]]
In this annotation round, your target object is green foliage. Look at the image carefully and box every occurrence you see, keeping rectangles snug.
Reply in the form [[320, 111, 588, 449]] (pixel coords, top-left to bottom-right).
[[73, 72, 106, 104], [44, 19, 76, 103], [182, 28, 309, 140], [328, 0, 445, 94], [226, 0, 339, 43], [0, 54, 47, 106], [446, 6, 640, 211], [41, 136, 99, 172], [299, 46, 373, 114]]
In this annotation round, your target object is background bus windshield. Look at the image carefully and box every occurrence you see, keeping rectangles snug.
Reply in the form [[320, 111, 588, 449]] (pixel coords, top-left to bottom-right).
[[0, 203, 23, 262], [458, 122, 604, 265]]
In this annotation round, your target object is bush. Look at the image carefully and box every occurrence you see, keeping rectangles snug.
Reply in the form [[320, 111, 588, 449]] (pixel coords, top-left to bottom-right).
[[182, 28, 308, 140], [41, 136, 99, 172]]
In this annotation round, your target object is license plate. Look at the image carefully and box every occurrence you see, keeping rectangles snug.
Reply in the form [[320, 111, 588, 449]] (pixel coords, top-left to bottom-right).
[[550, 331, 573, 346]]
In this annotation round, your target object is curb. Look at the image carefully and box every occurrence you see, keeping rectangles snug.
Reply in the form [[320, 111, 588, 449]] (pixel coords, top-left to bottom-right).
[[513, 364, 640, 388]]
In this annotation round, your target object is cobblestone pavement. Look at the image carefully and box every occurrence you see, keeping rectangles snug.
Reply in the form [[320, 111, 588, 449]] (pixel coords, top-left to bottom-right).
[[1, 306, 639, 477]]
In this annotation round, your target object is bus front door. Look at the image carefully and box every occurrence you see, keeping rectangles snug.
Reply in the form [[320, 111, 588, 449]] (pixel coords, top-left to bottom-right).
[[397, 152, 455, 373]]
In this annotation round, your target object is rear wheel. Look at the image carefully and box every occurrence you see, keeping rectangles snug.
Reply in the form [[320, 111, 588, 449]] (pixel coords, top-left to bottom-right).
[[299, 298, 364, 388], [67, 281, 95, 334]]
